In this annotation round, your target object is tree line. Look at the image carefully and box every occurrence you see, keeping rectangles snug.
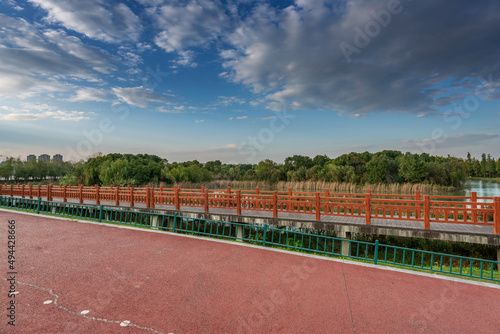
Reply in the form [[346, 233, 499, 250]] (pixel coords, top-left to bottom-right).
[[2, 151, 498, 188], [0, 157, 73, 181], [465, 152, 500, 178]]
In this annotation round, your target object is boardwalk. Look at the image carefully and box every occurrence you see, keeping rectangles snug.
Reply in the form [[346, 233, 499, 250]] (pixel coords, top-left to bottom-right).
[[1, 210, 499, 333], [51, 197, 499, 238], [2, 184, 499, 241]]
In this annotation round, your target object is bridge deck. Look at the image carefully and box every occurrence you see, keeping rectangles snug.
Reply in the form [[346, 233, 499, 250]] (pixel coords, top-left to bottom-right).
[[1, 210, 499, 333], [68, 198, 495, 236]]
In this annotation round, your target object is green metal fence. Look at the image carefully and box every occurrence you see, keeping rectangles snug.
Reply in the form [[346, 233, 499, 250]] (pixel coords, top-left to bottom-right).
[[1, 195, 499, 283]]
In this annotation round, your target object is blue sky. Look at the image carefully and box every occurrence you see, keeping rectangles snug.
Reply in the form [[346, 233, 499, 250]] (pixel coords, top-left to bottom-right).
[[0, 0, 499, 163]]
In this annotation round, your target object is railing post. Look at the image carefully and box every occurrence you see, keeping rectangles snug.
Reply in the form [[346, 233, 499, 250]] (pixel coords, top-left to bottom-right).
[[115, 186, 120, 206], [130, 186, 134, 207], [236, 190, 241, 215], [494, 197, 500, 235], [256, 187, 260, 210], [36, 197, 41, 214], [288, 188, 292, 212], [173, 212, 177, 233], [374, 240, 379, 265], [471, 191, 477, 223], [262, 224, 268, 246], [204, 190, 209, 213], [226, 186, 231, 208], [29, 184, 33, 199], [21, 184, 25, 198], [95, 184, 100, 205], [48, 184, 53, 201], [0, 184, 2, 196], [79, 184, 83, 204], [424, 195, 430, 229], [150, 187, 155, 209], [10, 184, 13, 197], [315, 192, 321, 221], [146, 185, 150, 208], [38, 184, 41, 199], [365, 190, 371, 225], [63, 185, 67, 202], [175, 186, 180, 210], [273, 191, 278, 218], [415, 190, 420, 219], [99, 205, 103, 222]]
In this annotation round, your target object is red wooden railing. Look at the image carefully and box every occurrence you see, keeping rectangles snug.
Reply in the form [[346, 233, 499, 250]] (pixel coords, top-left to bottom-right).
[[1, 183, 499, 234]]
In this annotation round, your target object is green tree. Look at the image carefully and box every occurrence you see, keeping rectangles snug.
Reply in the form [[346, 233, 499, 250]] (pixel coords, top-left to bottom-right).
[[255, 159, 282, 183], [397, 153, 428, 183], [480, 153, 487, 177], [365, 154, 399, 183], [99, 159, 133, 186]]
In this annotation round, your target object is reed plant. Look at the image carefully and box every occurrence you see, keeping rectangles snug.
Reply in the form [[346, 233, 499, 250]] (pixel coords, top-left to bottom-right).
[[159, 180, 456, 194]]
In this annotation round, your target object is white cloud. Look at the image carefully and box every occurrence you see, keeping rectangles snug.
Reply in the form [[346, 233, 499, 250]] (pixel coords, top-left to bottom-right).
[[194, 119, 205, 123], [66, 88, 109, 102], [112, 86, 173, 108], [220, 1, 500, 115], [156, 105, 187, 113], [211, 96, 246, 107], [0, 14, 116, 97], [171, 50, 197, 68], [118, 50, 143, 67], [0, 104, 94, 121], [236, 116, 247, 120], [147, 0, 230, 52], [28, 0, 142, 42], [401, 133, 500, 151]]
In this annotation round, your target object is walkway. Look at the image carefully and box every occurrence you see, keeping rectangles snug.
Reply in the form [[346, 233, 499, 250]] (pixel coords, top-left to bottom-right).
[[1, 210, 499, 333], [72, 197, 496, 235]]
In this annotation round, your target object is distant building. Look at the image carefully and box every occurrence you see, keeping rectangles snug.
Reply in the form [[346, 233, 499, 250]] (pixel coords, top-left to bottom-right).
[[39, 154, 50, 162], [53, 154, 63, 162], [27, 154, 36, 162]]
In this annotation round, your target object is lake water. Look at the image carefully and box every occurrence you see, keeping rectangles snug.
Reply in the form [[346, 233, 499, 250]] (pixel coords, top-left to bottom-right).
[[458, 179, 500, 198]]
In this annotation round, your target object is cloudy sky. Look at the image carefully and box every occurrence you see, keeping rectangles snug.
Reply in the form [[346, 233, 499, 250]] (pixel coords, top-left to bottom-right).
[[0, 0, 499, 163]]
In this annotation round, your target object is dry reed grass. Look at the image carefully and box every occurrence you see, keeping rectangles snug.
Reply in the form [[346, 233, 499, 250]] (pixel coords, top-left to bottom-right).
[[156, 180, 455, 195]]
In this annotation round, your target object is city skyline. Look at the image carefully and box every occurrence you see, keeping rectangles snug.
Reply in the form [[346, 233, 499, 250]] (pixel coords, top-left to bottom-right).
[[0, 0, 499, 163]]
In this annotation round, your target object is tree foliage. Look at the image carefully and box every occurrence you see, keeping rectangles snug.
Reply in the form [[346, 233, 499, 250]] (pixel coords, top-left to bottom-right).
[[3, 150, 496, 188]]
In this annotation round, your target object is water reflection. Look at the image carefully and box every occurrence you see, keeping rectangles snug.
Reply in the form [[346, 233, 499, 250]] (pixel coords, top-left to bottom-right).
[[462, 179, 500, 198]]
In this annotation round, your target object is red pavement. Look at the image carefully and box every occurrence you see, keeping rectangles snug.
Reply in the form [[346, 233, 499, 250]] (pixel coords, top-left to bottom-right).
[[1, 210, 499, 334]]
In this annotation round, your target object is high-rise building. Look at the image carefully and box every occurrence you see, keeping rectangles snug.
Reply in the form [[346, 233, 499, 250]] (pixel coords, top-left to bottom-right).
[[38, 154, 50, 162], [27, 154, 36, 162], [53, 154, 63, 162]]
